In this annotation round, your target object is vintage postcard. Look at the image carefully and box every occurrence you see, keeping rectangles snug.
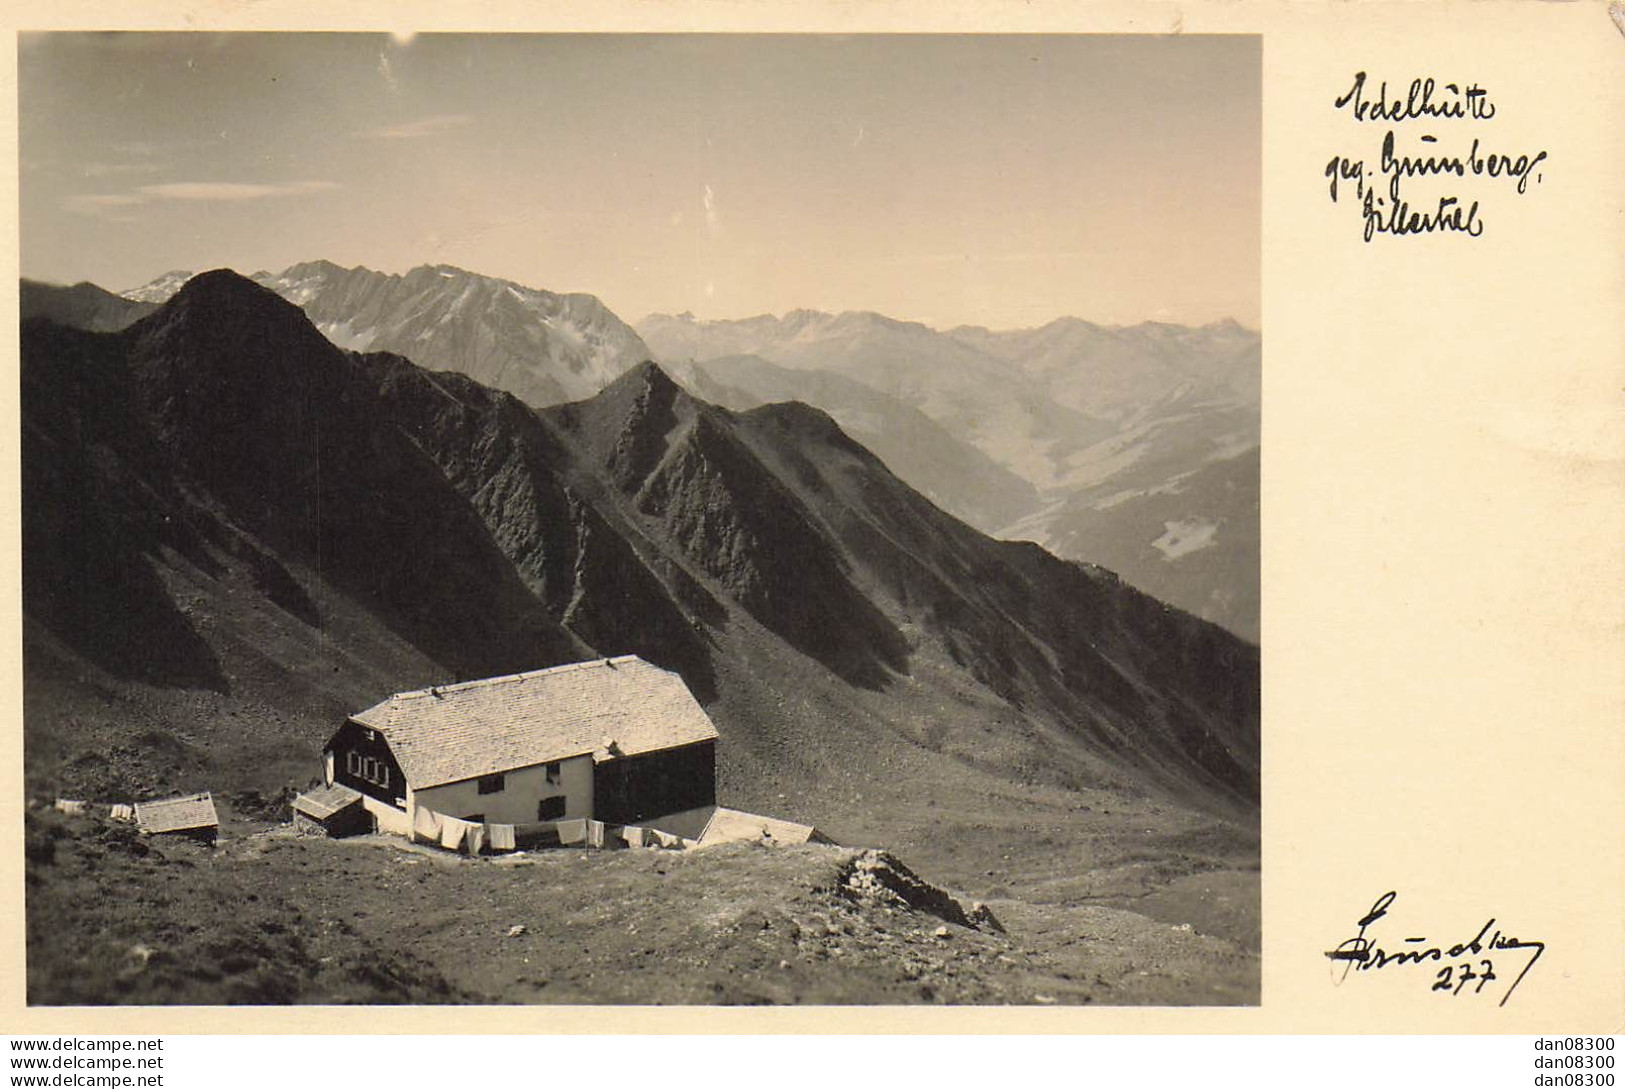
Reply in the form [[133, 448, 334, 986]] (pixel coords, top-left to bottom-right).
[[2, 0, 1620, 1038]]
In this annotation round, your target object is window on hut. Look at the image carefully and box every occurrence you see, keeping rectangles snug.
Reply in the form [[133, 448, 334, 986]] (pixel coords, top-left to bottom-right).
[[478, 774, 505, 795], [353, 755, 389, 789], [538, 796, 566, 821], [545, 762, 561, 785]]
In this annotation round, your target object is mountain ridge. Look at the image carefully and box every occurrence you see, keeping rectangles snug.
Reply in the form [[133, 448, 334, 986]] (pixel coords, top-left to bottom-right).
[[22, 278, 158, 332], [45, 261, 1258, 640], [644, 309, 1257, 338]]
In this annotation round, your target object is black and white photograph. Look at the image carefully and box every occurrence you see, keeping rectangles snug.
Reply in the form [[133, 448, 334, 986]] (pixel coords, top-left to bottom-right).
[[18, 31, 1261, 1006]]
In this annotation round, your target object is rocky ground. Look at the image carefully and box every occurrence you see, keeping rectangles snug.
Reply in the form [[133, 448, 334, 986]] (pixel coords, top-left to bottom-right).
[[25, 799, 1256, 1007]]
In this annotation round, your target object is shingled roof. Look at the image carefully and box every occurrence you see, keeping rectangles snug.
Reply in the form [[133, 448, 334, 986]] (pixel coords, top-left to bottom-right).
[[698, 807, 831, 848], [350, 656, 718, 789], [292, 783, 364, 821], [135, 792, 219, 835]]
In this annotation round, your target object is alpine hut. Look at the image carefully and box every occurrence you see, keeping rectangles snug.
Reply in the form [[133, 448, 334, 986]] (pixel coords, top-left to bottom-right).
[[322, 656, 719, 843]]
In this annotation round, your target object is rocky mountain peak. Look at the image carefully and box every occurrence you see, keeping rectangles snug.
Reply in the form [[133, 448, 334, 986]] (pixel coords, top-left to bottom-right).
[[166, 267, 288, 309], [130, 268, 332, 359]]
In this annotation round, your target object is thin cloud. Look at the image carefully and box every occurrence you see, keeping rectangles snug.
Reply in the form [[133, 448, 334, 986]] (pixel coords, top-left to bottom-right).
[[81, 161, 166, 179], [138, 180, 340, 202], [63, 193, 147, 216], [62, 179, 340, 219], [360, 114, 472, 140], [109, 140, 163, 158]]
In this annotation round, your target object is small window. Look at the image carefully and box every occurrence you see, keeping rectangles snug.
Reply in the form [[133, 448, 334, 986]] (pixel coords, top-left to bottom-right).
[[466, 813, 485, 824], [538, 796, 566, 821], [477, 774, 506, 795], [350, 754, 390, 789], [545, 761, 561, 785]]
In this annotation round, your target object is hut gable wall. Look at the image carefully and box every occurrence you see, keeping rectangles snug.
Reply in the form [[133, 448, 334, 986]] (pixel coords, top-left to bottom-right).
[[326, 719, 408, 808]]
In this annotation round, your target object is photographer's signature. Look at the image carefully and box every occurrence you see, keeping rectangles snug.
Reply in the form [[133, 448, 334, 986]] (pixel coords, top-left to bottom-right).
[[1326, 891, 1545, 1007]]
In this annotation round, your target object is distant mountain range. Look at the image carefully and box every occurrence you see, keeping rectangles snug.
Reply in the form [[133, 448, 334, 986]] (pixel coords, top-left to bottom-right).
[[121, 260, 651, 406], [22, 270, 1258, 822], [947, 316, 1260, 421], [638, 309, 1119, 489], [25, 260, 1259, 640], [639, 308, 1260, 640]]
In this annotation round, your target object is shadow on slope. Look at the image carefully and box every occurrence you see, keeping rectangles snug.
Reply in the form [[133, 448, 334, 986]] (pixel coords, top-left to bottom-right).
[[361, 355, 720, 701], [550, 363, 909, 690], [733, 399, 1259, 814], [22, 319, 226, 690]]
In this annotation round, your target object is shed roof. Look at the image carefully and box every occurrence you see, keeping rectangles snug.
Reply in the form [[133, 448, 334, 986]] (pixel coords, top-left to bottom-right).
[[698, 807, 828, 848], [292, 783, 364, 821], [135, 792, 219, 835], [349, 656, 718, 789], [641, 805, 718, 841]]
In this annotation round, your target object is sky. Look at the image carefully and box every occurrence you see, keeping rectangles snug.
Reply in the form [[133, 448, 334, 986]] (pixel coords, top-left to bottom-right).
[[19, 33, 1259, 329]]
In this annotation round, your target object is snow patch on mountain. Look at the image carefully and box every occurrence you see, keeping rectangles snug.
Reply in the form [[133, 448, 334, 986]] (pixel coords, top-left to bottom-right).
[[1152, 519, 1220, 561], [314, 319, 378, 351], [121, 270, 195, 304]]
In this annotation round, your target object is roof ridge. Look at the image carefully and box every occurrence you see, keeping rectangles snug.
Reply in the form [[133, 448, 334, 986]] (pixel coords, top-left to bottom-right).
[[340, 655, 714, 788], [384, 655, 648, 704]]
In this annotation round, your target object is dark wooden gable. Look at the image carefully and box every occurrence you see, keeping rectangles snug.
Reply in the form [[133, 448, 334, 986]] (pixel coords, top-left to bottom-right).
[[593, 739, 716, 827], [325, 719, 408, 808]]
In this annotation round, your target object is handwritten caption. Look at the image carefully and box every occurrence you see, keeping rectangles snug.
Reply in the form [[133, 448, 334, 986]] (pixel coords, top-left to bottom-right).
[[1325, 72, 1548, 241], [1326, 891, 1546, 1007]]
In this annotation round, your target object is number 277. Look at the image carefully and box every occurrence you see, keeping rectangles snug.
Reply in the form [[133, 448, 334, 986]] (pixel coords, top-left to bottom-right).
[[1433, 959, 1496, 995]]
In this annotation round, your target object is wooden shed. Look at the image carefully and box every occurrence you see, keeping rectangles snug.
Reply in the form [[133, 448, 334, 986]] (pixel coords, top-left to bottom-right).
[[291, 783, 369, 837], [647, 805, 833, 850], [134, 792, 219, 843]]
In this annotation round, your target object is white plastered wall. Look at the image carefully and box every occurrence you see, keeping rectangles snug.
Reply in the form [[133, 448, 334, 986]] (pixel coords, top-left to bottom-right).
[[411, 753, 593, 825]]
